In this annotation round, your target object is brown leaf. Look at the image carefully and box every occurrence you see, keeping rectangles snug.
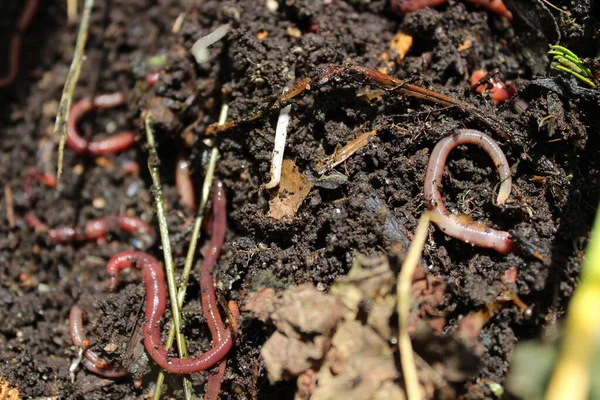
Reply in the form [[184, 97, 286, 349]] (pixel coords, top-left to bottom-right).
[[268, 159, 313, 220]]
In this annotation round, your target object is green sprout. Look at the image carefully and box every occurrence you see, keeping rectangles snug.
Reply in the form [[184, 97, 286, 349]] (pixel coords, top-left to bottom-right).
[[548, 45, 596, 88]]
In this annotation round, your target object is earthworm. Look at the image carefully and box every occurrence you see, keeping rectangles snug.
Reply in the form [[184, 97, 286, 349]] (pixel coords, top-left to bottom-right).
[[24, 168, 57, 193], [106, 251, 237, 374], [23, 213, 45, 230], [470, 70, 517, 105], [200, 180, 240, 399], [390, 0, 511, 19], [120, 159, 140, 175], [49, 216, 152, 244], [67, 93, 136, 156], [69, 305, 128, 378], [0, 0, 39, 88], [202, 180, 227, 272], [176, 156, 196, 212], [390, 0, 445, 13], [465, 0, 512, 19], [424, 129, 515, 254], [205, 301, 241, 400]]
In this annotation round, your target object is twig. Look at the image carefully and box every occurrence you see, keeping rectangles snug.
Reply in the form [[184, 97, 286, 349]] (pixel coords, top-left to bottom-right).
[[540, 0, 571, 15], [3, 185, 15, 228], [67, 0, 78, 24], [264, 71, 295, 189], [151, 105, 227, 400], [144, 113, 193, 400], [397, 212, 430, 400], [55, 0, 94, 182]]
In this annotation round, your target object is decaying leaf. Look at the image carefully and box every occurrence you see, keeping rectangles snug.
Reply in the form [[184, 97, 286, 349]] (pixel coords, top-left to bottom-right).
[[0, 378, 21, 400], [245, 284, 344, 382], [310, 171, 348, 190], [312, 320, 403, 400], [332, 253, 396, 338], [268, 159, 314, 220], [246, 252, 450, 399]]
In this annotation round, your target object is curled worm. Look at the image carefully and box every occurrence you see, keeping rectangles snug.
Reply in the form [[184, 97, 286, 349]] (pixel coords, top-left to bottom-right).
[[424, 129, 515, 254], [67, 93, 135, 156]]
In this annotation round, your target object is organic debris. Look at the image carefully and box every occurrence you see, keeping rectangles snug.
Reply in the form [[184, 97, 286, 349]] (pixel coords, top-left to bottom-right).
[[390, 32, 413, 62], [0, 378, 20, 400], [246, 252, 449, 399], [314, 130, 377, 175], [267, 159, 314, 220]]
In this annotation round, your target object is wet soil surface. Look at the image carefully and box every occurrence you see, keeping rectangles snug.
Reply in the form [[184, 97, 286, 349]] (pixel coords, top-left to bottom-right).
[[1, 0, 599, 399]]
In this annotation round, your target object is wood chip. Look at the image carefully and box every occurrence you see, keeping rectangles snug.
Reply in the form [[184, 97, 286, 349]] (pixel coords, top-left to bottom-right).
[[3, 185, 15, 228], [257, 30, 269, 40], [390, 32, 413, 62], [267, 159, 313, 220], [457, 39, 473, 52]]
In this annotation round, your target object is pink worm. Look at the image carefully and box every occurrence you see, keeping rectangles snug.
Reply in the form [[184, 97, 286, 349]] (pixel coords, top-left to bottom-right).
[[390, 0, 511, 19], [69, 305, 128, 378], [176, 156, 196, 212], [49, 216, 152, 244], [67, 93, 136, 156], [0, 0, 39, 88], [424, 129, 515, 254], [200, 180, 237, 399], [106, 251, 237, 374], [24, 168, 57, 192]]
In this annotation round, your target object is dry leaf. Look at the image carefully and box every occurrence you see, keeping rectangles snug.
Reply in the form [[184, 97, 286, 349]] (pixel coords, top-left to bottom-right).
[[0, 378, 21, 400], [314, 130, 376, 175], [267, 159, 313, 220], [457, 39, 473, 52]]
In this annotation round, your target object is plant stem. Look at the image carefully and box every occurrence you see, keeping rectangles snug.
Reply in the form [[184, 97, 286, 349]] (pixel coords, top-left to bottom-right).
[[55, 0, 93, 182], [151, 105, 227, 400], [397, 212, 431, 400]]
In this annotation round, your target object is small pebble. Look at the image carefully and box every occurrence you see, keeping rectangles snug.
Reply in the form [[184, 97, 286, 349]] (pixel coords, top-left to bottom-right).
[[73, 164, 84, 176], [93, 198, 106, 209]]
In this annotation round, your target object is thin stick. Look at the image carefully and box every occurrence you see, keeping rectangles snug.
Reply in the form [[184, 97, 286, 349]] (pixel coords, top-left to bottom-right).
[[67, 0, 78, 24], [151, 105, 227, 400], [55, 0, 94, 182], [397, 212, 430, 400], [540, 0, 571, 15], [144, 113, 193, 400]]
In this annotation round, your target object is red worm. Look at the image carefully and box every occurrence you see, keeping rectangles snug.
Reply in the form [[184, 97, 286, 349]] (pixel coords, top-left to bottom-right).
[[424, 129, 515, 254], [69, 305, 128, 378], [121, 159, 140, 175], [106, 251, 237, 374], [24, 168, 57, 193], [0, 0, 39, 88], [470, 70, 517, 105], [67, 93, 136, 156], [200, 180, 234, 399], [390, 0, 511, 19], [24, 213, 48, 231], [49, 216, 152, 244], [176, 156, 196, 212]]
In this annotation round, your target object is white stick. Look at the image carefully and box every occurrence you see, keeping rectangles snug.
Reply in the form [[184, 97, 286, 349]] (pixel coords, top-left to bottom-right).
[[265, 72, 295, 189]]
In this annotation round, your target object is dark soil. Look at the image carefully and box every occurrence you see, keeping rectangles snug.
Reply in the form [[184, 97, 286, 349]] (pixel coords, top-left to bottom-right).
[[1, 0, 599, 399]]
